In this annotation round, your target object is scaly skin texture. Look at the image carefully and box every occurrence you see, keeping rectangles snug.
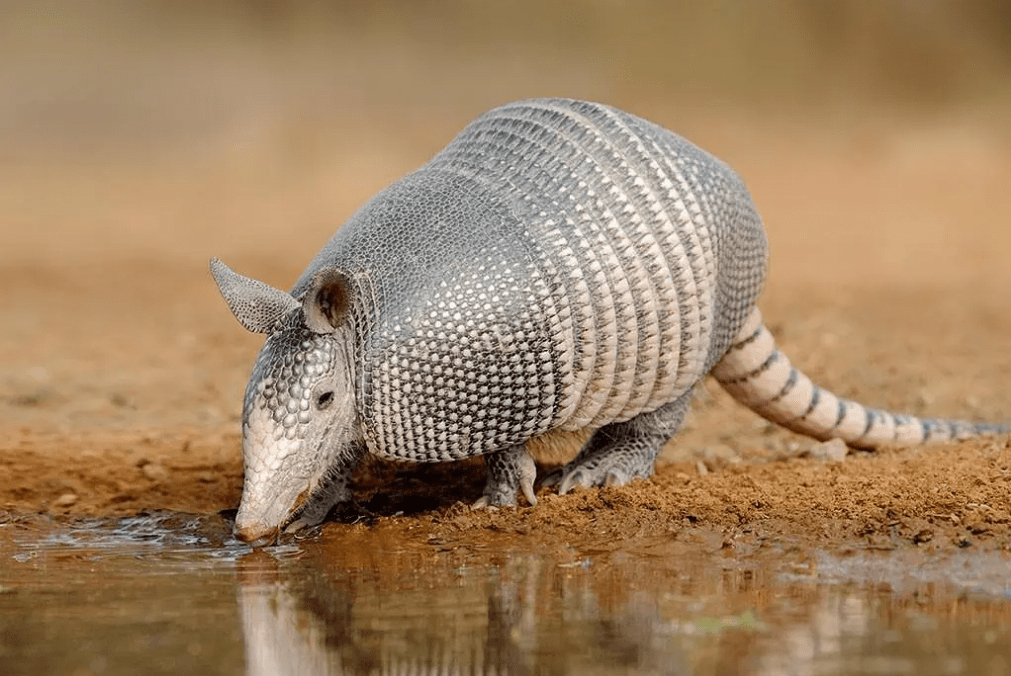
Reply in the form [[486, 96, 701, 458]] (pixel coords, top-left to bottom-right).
[[212, 98, 1008, 545]]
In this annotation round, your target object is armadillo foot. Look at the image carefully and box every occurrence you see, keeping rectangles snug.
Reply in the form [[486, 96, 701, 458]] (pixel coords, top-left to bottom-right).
[[539, 467, 629, 490], [477, 444, 538, 508], [283, 463, 356, 533], [555, 458, 653, 496], [547, 395, 690, 496], [546, 433, 663, 496]]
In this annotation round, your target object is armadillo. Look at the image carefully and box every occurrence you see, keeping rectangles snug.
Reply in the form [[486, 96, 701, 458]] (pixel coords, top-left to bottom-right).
[[211, 98, 1008, 546]]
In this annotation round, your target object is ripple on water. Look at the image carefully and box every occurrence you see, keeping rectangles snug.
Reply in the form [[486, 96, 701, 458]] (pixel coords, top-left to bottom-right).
[[3, 512, 1011, 676]]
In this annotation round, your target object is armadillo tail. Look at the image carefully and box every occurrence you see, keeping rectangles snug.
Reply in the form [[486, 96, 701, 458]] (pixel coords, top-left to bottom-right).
[[711, 308, 1009, 449]]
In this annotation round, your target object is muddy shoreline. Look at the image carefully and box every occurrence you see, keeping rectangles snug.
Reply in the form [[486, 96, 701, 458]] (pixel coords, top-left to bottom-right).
[[6, 424, 1011, 559]]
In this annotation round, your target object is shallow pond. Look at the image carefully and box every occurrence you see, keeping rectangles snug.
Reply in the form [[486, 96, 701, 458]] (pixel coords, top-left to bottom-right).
[[2, 512, 1011, 676]]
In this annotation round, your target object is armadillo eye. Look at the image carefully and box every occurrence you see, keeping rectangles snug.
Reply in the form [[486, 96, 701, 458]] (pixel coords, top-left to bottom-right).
[[316, 391, 334, 410]]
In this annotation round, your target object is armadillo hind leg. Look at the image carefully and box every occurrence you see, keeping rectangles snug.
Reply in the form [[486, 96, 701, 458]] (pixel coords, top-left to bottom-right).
[[474, 444, 538, 508], [544, 393, 692, 495]]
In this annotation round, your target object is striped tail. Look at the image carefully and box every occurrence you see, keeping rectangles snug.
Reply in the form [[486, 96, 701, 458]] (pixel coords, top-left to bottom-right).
[[712, 308, 1009, 449]]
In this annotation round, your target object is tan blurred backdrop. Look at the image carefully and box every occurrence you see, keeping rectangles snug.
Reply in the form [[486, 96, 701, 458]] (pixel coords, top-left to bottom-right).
[[3, 1, 1009, 162], [2, 1, 1010, 437]]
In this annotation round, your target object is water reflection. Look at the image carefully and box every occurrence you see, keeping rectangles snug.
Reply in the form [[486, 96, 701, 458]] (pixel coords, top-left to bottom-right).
[[4, 514, 1011, 676], [231, 537, 1011, 676], [236, 551, 692, 675]]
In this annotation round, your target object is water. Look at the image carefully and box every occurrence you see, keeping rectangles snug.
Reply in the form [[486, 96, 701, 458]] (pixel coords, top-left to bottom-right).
[[2, 512, 1011, 676]]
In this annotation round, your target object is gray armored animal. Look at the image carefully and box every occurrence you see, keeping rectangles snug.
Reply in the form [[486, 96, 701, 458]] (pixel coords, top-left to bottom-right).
[[212, 98, 1008, 546]]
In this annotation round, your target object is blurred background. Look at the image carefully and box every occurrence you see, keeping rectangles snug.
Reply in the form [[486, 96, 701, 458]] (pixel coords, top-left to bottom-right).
[[3, 0, 1010, 260], [3, 0, 1010, 164], [2, 0, 1011, 434]]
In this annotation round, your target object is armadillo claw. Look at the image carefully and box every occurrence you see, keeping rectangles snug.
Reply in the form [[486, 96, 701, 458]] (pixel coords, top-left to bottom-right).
[[557, 470, 587, 495], [556, 465, 639, 495], [475, 470, 537, 509], [471, 495, 497, 510], [520, 476, 538, 507], [283, 516, 314, 535], [478, 444, 538, 508], [603, 471, 623, 488]]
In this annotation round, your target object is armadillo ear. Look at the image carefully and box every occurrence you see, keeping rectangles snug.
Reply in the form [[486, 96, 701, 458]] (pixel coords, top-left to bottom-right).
[[209, 258, 299, 334], [302, 267, 352, 333]]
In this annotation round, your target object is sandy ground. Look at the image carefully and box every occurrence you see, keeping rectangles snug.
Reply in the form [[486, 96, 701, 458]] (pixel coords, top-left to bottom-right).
[[3, 113, 1011, 557]]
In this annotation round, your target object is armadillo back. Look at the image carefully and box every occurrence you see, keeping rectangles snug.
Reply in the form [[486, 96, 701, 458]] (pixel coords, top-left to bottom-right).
[[294, 99, 768, 462]]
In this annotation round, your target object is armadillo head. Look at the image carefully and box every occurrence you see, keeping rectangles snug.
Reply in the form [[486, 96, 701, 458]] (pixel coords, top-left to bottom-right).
[[210, 258, 364, 546]]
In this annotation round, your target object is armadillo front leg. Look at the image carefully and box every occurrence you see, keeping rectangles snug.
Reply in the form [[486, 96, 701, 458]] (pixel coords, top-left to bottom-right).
[[547, 393, 692, 495], [475, 444, 538, 508], [282, 455, 360, 534]]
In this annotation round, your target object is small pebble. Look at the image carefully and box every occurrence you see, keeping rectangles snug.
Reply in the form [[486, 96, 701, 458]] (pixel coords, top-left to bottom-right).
[[142, 462, 169, 482], [807, 438, 848, 463], [53, 493, 78, 508]]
